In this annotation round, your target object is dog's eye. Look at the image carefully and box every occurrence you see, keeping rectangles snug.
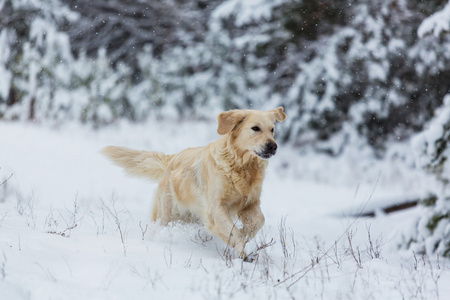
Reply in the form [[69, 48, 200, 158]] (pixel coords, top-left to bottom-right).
[[251, 126, 261, 132], [271, 128, 274, 133]]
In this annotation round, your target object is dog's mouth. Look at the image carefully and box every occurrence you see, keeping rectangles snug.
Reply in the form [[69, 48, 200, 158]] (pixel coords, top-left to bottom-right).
[[255, 152, 274, 159], [255, 142, 277, 160]]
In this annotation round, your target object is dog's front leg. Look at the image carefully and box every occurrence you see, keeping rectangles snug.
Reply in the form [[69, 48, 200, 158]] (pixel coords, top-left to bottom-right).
[[238, 203, 265, 242], [208, 204, 247, 259]]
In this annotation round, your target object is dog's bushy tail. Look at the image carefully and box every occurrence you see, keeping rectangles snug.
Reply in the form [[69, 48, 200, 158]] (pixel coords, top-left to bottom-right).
[[101, 146, 171, 181]]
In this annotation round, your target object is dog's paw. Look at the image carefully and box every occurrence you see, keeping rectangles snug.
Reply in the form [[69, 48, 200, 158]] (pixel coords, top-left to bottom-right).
[[242, 251, 258, 263]]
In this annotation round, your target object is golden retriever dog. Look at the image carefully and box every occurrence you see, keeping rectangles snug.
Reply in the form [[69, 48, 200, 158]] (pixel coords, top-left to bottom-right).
[[101, 107, 286, 261]]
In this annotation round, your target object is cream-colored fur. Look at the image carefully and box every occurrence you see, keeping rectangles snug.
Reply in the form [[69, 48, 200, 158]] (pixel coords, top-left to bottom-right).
[[101, 107, 286, 260]]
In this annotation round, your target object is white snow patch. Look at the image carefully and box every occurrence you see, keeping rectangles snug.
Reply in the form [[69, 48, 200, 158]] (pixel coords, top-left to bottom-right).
[[0, 120, 449, 299]]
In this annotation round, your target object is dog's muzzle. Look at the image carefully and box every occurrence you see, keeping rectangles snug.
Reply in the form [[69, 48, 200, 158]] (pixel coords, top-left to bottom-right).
[[256, 142, 277, 159]]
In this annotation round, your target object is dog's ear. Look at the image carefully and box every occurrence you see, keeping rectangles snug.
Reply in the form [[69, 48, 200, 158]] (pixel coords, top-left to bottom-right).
[[269, 106, 287, 122], [217, 110, 246, 135]]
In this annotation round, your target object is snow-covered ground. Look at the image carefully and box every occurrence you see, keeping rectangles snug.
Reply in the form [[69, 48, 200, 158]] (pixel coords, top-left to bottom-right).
[[1, 119, 448, 299]]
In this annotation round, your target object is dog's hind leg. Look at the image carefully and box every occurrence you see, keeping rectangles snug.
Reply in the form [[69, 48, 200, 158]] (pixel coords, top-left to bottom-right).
[[151, 190, 160, 223], [159, 191, 177, 226], [151, 182, 177, 225]]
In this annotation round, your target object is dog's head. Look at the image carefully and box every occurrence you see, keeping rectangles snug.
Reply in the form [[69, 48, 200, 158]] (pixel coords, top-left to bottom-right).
[[217, 107, 287, 160]]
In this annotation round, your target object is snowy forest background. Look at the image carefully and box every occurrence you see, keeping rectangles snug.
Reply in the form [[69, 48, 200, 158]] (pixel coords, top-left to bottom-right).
[[1, 0, 450, 278]]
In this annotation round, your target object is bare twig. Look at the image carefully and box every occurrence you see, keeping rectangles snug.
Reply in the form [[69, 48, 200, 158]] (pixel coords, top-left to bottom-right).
[[68, 195, 80, 227], [198, 259, 209, 274], [49, 197, 80, 238], [1, 251, 6, 280], [279, 216, 289, 258], [366, 224, 382, 259], [413, 250, 418, 271], [220, 219, 241, 267], [0, 169, 13, 204], [164, 245, 173, 269], [219, 244, 234, 268], [130, 265, 162, 289], [256, 238, 276, 252], [0, 173, 13, 186], [347, 230, 363, 269], [317, 240, 341, 269], [104, 196, 128, 256], [16, 192, 36, 229], [333, 241, 341, 268], [185, 252, 193, 268], [48, 224, 78, 237], [426, 253, 442, 300], [190, 229, 213, 247], [245, 237, 276, 264], [139, 221, 149, 241], [0, 212, 8, 224]]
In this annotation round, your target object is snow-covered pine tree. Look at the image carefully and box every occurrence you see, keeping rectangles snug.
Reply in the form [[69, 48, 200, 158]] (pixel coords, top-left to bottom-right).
[[127, 1, 278, 119], [0, 0, 136, 125], [401, 94, 450, 257], [267, 0, 450, 154], [400, 1, 450, 258], [188, 0, 450, 154], [64, 0, 222, 68], [2, 0, 450, 146], [69, 49, 133, 126], [0, 0, 77, 121]]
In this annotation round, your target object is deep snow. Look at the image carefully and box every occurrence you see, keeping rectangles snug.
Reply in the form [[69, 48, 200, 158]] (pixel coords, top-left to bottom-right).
[[0, 119, 449, 299]]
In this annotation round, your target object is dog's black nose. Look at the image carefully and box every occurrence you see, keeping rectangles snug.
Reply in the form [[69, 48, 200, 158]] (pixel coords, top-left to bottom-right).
[[266, 142, 277, 154]]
